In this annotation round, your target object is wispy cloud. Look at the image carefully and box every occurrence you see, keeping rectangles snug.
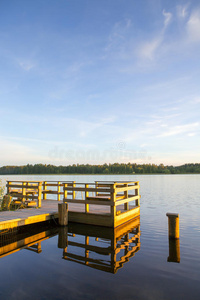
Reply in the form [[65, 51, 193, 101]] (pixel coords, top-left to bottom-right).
[[163, 10, 172, 28], [186, 9, 200, 42], [137, 9, 172, 61], [158, 122, 199, 137], [192, 97, 200, 104], [18, 60, 35, 71], [177, 4, 189, 19], [103, 19, 132, 59], [138, 37, 162, 60]]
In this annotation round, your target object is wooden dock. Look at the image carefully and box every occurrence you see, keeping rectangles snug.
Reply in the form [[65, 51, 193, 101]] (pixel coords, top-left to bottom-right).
[[0, 200, 58, 231], [1, 180, 141, 230]]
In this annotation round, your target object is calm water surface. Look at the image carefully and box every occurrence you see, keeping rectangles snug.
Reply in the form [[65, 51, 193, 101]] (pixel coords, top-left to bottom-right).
[[0, 174, 199, 300]]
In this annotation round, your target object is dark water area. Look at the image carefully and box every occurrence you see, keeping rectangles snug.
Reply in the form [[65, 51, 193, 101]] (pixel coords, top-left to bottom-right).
[[0, 174, 200, 299]]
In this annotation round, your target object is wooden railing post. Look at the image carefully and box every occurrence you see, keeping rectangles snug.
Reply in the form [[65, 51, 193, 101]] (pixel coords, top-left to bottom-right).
[[43, 181, 47, 200], [85, 184, 89, 213], [111, 184, 116, 226], [38, 182, 42, 208], [7, 181, 11, 194], [72, 181, 76, 199], [63, 183, 68, 202], [124, 183, 129, 211], [57, 181, 61, 201], [135, 182, 140, 207], [22, 182, 26, 203], [95, 181, 99, 196]]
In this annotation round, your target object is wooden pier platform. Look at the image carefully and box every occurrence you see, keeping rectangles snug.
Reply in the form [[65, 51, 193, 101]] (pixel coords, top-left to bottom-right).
[[1, 180, 141, 229], [0, 200, 139, 230], [0, 200, 58, 231]]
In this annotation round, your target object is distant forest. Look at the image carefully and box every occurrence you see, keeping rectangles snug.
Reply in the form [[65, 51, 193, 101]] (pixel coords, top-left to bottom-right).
[[0, 163, 200, 174]]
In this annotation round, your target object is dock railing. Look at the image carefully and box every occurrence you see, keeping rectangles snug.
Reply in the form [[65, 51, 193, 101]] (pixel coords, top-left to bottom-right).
[[6, 181, 43, 208], [63, 181, 140, 227], [5, 180, 140, 226], [42, 181, 75, 201], [6, 180, 76, 207]]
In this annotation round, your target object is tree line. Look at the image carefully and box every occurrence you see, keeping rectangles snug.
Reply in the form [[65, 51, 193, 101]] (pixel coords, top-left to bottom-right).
[[0, 163, 200, 174]]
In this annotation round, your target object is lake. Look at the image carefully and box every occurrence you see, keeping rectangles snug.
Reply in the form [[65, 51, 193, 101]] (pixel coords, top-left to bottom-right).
[[0, 174, 200, 300]]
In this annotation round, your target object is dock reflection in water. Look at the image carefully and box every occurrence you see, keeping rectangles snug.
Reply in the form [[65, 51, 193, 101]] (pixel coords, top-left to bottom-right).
[[0, 217, 141, 274], [0, 224, 58, 258], [59, 216, 140, 274]]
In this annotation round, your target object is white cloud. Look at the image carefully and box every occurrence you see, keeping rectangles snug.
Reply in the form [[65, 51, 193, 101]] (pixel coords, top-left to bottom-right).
[[193, 97, 200, 103], [188, 132, 196, 137], [18, 60, 35, 71], [138, 37, 162, 60], [137, 10, 172, 61], [163, 10, 172, 28], [177, 4, 189, 19], [186, 9, 200, 42], [104, 19, 132, 55], [158, 122, 199, 137]]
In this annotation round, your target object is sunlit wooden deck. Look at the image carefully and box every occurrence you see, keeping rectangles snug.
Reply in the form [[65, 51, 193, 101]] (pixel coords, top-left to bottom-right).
[[0, 200, 140, 230], [2, 180, 141, 229], [0, 200, 58, 230]]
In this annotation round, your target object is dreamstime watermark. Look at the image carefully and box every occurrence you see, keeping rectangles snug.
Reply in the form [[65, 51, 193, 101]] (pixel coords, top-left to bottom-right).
[[48, 140, 152, 163]]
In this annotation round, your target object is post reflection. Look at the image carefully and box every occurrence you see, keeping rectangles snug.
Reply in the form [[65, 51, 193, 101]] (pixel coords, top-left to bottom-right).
[[59, 216, 141, 274], [167, 238, 180, 263]]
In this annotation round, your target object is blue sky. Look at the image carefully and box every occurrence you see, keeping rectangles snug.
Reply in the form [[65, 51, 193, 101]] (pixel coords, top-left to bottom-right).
[[0, 0, 200, 166]]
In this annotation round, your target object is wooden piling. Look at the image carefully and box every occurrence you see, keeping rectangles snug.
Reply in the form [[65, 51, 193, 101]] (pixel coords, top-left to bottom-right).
[[166, 213, 179, 239], [58, 203, 68, 226]]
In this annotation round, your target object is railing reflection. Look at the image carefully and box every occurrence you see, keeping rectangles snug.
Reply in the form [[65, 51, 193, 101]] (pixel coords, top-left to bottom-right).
[[0, 224, 58, 258], [59, 216, 140, 274]]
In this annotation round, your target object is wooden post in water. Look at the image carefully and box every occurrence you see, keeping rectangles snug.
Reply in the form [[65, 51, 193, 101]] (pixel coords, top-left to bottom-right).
[[166, 213, 180, 262], [166, 213, 179, 239], [58, 203, 68, 226]]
